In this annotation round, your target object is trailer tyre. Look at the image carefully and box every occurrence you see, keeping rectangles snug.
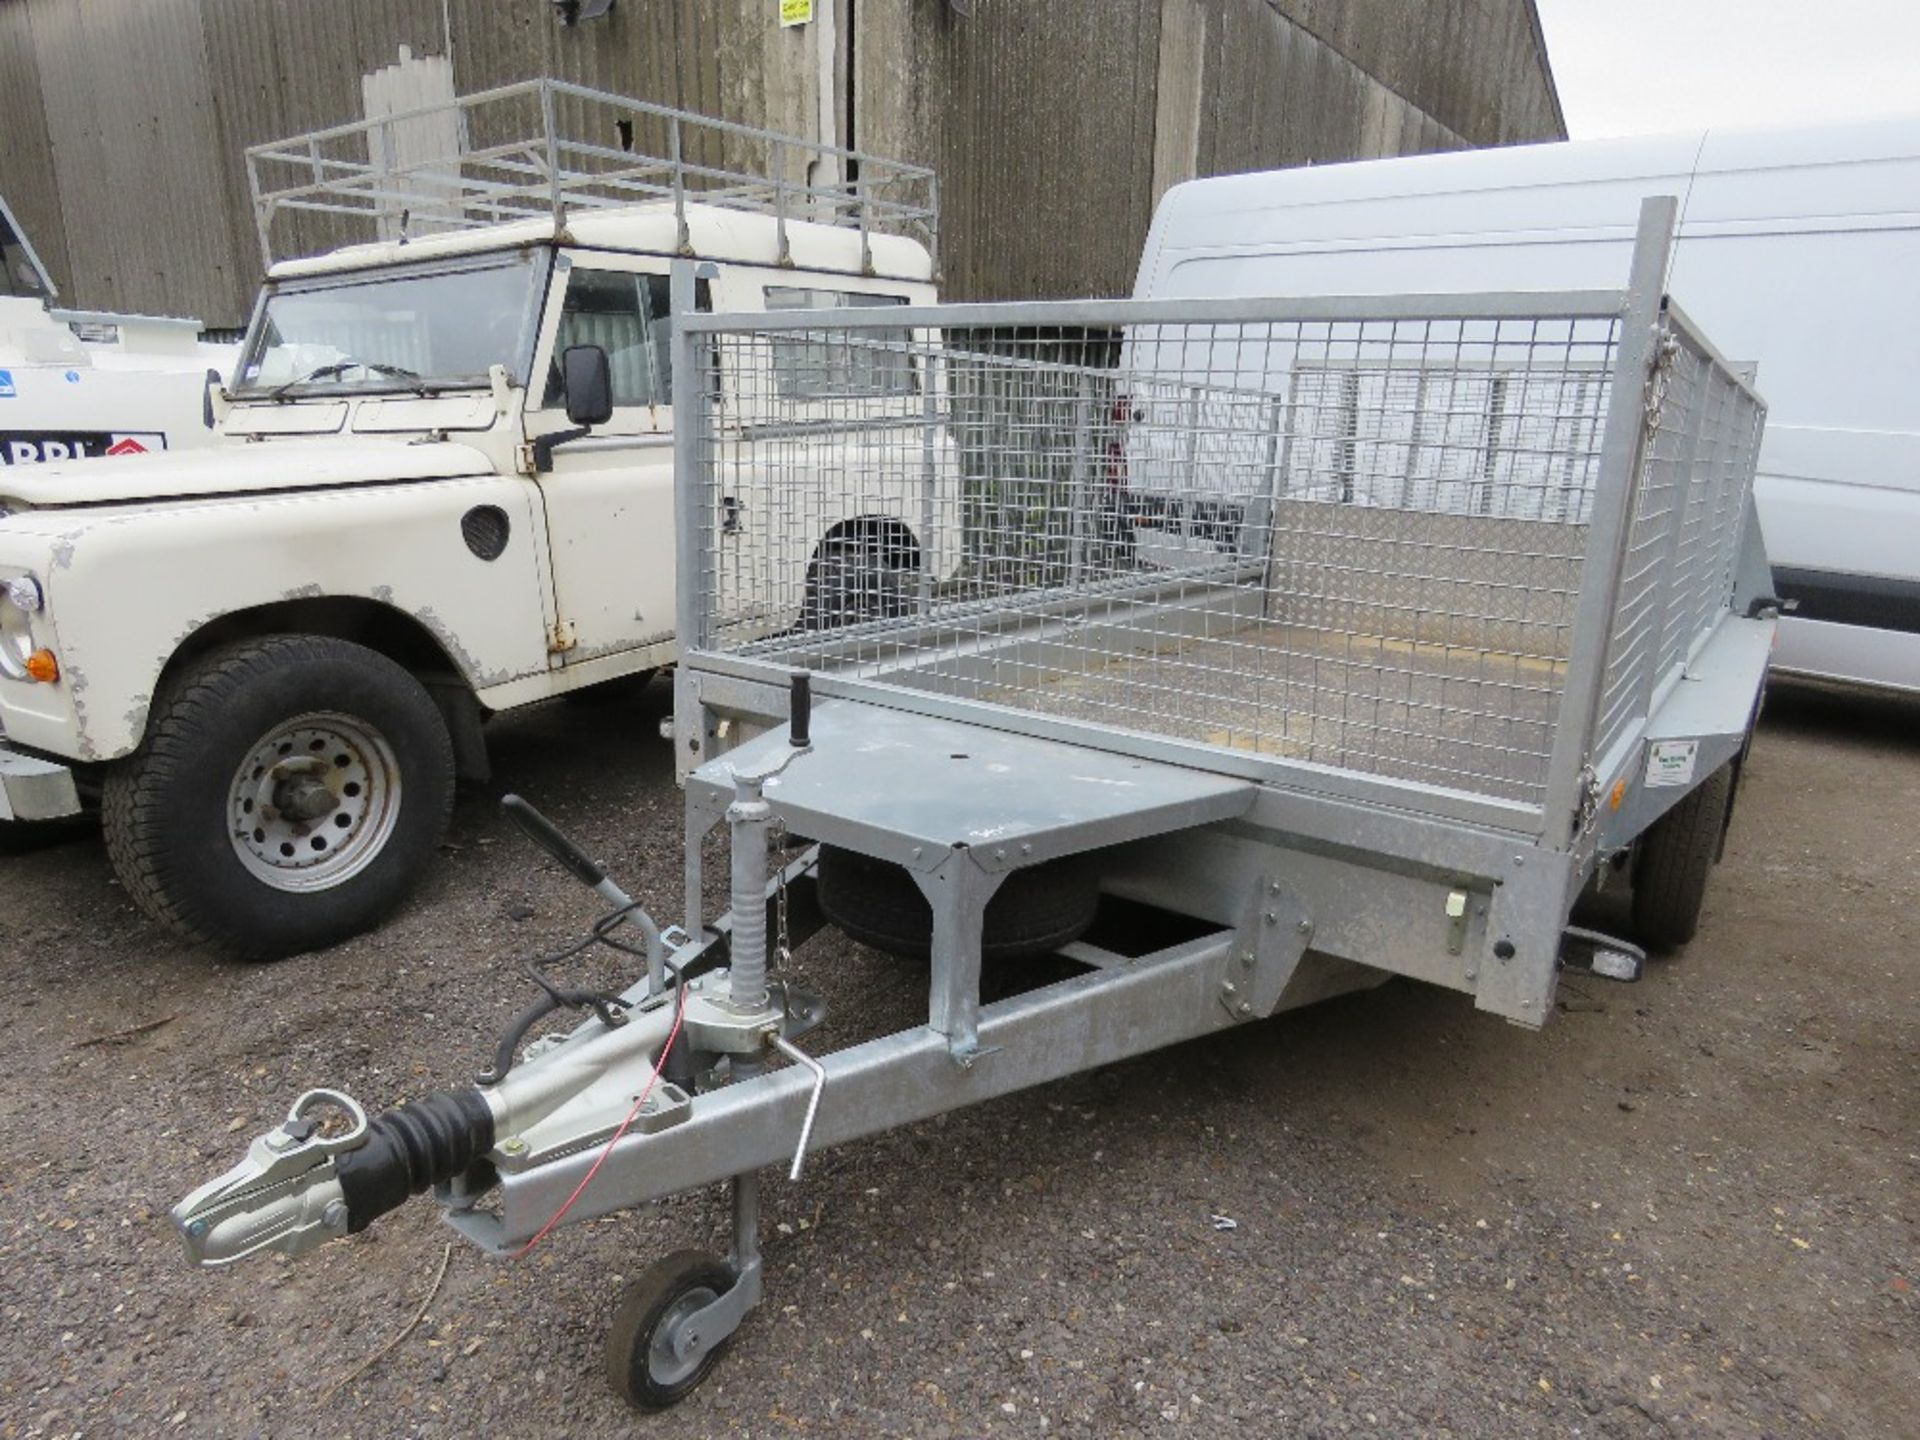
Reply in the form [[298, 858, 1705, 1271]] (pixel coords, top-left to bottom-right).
[[817, 844, 1100, 963], [1631, 761, 1735, 952], [605, 1249, 737, 1410], [102, 636, 454, 960]]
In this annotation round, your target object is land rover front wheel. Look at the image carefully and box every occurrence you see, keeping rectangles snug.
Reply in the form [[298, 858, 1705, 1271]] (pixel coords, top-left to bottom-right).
[[102, 636, 454, 960]]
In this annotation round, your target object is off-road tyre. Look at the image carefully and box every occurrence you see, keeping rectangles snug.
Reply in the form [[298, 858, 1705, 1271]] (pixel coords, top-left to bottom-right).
[[1631, 761, 1736, 952], [817, 844, 1100, 963], [102, 635, 453, 960]]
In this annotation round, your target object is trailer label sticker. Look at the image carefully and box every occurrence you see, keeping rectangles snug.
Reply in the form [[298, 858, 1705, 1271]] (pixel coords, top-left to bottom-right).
[[0, 370, 14, 397], [1645, 739, 1699, 788], [1, 431, 167, 464]]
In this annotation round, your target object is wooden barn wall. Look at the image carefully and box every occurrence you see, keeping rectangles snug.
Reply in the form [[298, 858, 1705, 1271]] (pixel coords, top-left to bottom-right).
[[0, 0, 1563, 325]]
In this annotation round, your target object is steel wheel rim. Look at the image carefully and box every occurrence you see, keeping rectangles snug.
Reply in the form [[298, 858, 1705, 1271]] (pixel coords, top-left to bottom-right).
[[227, 711, 402, 893], [649, 1286, 719, 1388]]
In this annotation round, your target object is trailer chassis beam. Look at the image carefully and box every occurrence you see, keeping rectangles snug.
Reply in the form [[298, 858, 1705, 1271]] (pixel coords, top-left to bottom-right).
[[445, 872, 1310, 1251]]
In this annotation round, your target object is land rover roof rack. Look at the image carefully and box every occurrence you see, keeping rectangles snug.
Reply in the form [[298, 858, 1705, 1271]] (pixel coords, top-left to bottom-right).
[[245, 78, 938, 277]]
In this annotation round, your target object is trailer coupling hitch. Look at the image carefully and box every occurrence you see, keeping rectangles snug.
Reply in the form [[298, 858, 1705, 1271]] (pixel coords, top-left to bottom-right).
[[172, 1085, 496, 1267]]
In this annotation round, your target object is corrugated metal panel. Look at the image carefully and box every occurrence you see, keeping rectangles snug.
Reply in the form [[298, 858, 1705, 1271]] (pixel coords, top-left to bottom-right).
[[0, 0, 1564, 322], [859, 0, 1491, 303], [199, 0, 450, 293], [0, 0, 70, 295], [1270, 0, 1562, 145], [448, 0, 826, 203], [24, 0, 235, 320], [856, 0, 1165, 302]]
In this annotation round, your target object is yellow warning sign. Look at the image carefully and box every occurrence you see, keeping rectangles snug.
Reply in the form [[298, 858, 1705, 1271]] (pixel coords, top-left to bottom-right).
[[780, 0, 814, 26]]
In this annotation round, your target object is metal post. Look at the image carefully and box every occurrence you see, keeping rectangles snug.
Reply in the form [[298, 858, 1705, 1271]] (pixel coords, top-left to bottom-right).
[[538, 81, 564, 233], [1539, 195, 1679, 844], [672, 256, 720, 940], [1066, 374, 1096, 586], [1266, 382, 1301, 607], [683, 803, 706, 943], [246, 151, 272, 269], [1399, 371, 1430, 511], [671, 258, 712, 664], [1244, 391, 1285, 562], [1181, 386, 1203, 539], [916, 850, 1005, 1064], [926, 172, 941, 282], [919, 348, 941, 613], [670, 119, 690, 255], [772, 139, 790, 268], [730, 1169, 761, 1284], [858, 179, 873, 277]]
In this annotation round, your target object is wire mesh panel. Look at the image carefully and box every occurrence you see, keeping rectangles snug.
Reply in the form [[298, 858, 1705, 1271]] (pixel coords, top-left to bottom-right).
[[1594, 314, 1768, 766], [684, 297, 1645, 816]]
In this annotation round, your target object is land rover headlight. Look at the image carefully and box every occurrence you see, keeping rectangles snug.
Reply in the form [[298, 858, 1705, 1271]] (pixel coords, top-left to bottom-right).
[[0, 575, 42, 680]]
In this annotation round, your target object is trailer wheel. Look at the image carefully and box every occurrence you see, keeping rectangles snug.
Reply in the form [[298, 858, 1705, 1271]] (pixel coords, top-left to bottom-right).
[[605, 1249, 737, 1410], [817, 844, 1100, 962], [1631, 761, 1736, 952], [102, 636, 453, 960]]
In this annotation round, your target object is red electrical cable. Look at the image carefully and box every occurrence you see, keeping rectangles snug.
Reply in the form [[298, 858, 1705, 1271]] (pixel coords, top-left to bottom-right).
[[511, 979, 689, 1259]]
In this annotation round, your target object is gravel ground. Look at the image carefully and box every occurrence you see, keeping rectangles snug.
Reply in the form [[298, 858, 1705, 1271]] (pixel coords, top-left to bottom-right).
[[0, 677, 1913, 1439]]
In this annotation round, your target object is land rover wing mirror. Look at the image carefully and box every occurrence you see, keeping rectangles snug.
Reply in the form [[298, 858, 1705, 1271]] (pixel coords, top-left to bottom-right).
[[561, 344, 613, 427]]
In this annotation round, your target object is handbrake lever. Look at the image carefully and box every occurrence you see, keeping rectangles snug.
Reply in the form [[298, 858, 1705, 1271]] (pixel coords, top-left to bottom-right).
[[501, 793, 666, 998]]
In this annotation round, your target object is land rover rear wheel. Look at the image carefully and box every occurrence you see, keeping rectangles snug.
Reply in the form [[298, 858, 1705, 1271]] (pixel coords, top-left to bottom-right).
[[102, 636, 453, 960], [800, 528, 917, 631]]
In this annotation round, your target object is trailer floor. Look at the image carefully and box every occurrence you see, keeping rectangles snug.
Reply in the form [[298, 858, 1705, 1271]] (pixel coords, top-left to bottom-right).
[[966, 616, 1568, 804], [0, 679, 1912, 1439]]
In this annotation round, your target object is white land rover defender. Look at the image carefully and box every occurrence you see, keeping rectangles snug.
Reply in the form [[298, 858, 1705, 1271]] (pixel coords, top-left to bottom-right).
[[0, 81, 945, 957]]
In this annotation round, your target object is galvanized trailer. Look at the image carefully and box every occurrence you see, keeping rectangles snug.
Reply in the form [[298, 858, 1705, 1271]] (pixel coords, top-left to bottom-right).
[[174, 197, 1775, 1408]]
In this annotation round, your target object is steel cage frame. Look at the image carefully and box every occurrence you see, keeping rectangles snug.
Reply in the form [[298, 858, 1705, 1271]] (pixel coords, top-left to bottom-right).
[[245, 77, 940, 276], [671, 197, 1763, 851]]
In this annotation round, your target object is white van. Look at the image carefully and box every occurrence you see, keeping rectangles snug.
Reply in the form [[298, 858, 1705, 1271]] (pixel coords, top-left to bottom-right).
[[1134, 116, 1920, 694]]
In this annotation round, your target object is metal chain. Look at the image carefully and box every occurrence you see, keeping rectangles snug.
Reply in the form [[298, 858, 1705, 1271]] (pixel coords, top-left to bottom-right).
[[1642, 326, 1680, 439], [769, 815, 792, 971], [1574, 763, 1603, 839]]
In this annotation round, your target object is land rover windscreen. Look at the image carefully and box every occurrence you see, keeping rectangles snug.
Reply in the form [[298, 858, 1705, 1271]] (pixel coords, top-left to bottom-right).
[[232, 251, 549, 398]]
